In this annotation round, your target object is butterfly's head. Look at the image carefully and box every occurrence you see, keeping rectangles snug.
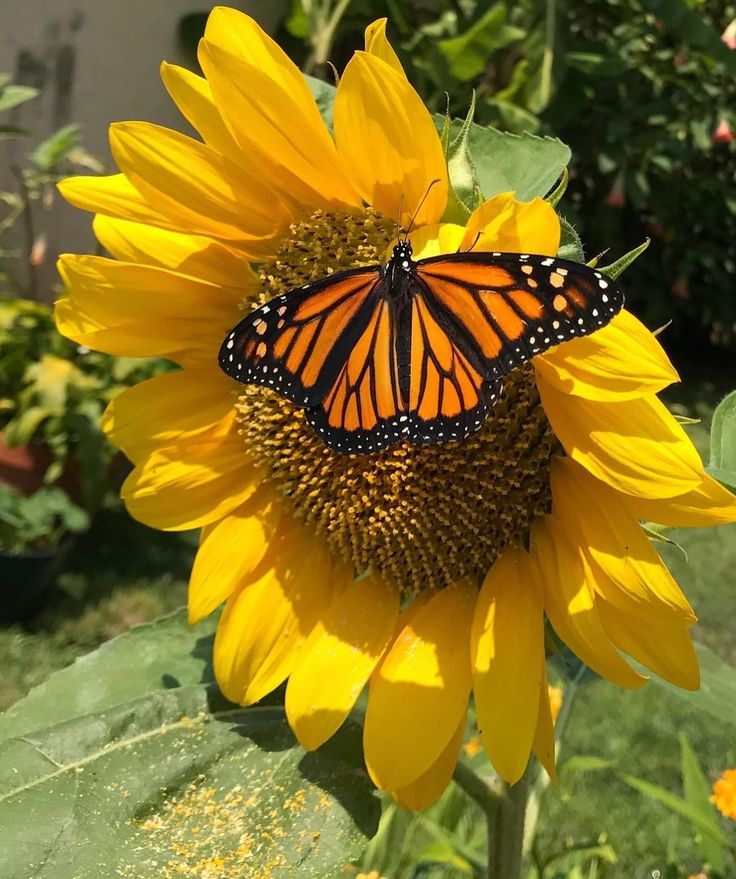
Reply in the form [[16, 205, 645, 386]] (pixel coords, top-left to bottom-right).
[[391, 240, 414, 272]]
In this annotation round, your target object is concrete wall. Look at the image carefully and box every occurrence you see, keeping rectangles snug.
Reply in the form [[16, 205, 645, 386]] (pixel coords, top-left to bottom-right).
[[0, 0, 285, 299]]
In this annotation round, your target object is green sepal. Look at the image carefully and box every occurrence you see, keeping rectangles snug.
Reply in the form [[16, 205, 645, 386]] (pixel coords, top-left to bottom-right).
[[544, 166, 568, 208], [557, 217, 584, 263], [442, 92, 482, 223], [598, 238, 650, 279]]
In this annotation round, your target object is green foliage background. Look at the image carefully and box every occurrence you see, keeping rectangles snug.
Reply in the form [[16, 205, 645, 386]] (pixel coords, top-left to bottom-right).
[[280, 0, 736, 355]]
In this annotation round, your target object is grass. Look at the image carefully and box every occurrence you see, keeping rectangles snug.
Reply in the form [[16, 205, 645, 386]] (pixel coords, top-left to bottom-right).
[[0, 506, 195, 711], [1, 379, 735, 877]]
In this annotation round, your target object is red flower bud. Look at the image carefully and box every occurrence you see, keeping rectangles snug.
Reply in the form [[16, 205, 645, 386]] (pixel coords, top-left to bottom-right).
[[714, 118, 735, 143]]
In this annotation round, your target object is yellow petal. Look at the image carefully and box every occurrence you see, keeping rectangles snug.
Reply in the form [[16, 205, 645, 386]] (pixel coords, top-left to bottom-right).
[[58, 254, 240, 322], [532, 664, 556, 781], [620, 472, 736, 527], [364, 19, 405, 75], [334, 52, 447, 228], [391, 715, 466, 811], [56, 255, 240, 362], [59, 173, 177, 229], [471, 546, 544, 784], [364, 581, 475, 791], [285, 573, 399, 750], [406, 223, 466, 260], [550, 457, 696, 624], [109, 121, 286, 248], [460, 193, 560, 256], [102, 367, 234, 461], [189, 490, 283, 625], [93, 215, 256, 288], [530, 517, 646, 689], [597, 597, 699, 689], [214, 527, 345, 705], [120, 429, 261, 531], [538, 377, 704, 499], [200, 9, 360, 211], [160, 62, 243, 164], [535, 310, 679, 401]]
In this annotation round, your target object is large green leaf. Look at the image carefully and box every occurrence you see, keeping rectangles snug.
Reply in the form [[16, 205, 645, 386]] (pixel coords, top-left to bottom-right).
[[708, 390, 736, 490], [0, 608, 216, 742], [0, 612, 380, 878], [436, 118, 571, 203]]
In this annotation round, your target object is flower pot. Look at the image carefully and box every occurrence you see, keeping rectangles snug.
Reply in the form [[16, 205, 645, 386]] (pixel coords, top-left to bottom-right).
[[0, 432, 83, 503], [0, 433, 52, 496], [0, 542, 70, 623]]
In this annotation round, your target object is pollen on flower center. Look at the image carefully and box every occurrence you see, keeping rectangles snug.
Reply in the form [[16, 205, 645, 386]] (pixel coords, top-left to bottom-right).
[[236, 209, 561, 595]]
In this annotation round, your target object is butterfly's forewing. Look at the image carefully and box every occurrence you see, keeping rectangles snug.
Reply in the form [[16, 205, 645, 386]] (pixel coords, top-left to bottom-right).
[[219, 267, 382, 407], [414, 252, 624, 379]]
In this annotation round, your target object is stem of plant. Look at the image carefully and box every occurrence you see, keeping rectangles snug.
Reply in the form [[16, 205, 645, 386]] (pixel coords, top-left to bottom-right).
[[453, 761, 530, 879], [303, 0, 352, 75], [11, 165, 38, 299]]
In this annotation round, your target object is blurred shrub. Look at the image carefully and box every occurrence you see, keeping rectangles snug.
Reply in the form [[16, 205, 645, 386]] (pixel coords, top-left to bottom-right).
[[280, 0, 736, 352], [0, 295, 167, 509]]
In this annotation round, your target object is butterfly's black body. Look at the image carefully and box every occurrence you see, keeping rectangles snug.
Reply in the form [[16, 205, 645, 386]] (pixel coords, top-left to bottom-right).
[[219, 241, 624, 455]]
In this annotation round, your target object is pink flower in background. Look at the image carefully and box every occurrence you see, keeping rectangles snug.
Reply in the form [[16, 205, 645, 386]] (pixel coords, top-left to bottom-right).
[[722, 19, 736, 49], [605, 177, 626, 208], [714, 118, 735, 143]]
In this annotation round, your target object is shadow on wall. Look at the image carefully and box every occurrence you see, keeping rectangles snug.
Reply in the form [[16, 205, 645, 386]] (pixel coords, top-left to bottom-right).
[[0, 0, 286, 301]]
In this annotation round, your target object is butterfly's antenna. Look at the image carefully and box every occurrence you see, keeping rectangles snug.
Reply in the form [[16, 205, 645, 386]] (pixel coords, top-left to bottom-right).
[[461, 231, 482, 253], [403, 178, 442, 238]]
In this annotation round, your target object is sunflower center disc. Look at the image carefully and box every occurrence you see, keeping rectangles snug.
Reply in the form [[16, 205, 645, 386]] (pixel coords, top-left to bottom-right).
[[236, 210, 560, 595]]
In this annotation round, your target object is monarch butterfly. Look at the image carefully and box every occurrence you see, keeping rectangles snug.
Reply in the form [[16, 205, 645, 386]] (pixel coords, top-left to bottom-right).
[[219, 240, 623, 454]]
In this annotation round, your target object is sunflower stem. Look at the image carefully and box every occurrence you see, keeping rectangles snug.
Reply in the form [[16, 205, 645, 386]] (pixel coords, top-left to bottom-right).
[[489, 773, 529, 879], [453, 761, 529, 879]]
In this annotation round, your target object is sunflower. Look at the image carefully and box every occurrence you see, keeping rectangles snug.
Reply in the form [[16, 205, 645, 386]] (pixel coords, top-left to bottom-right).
[[55, 8, 736, 812]]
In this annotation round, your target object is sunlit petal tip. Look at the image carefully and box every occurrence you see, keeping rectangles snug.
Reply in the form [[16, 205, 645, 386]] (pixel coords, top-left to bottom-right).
[[213, 527, 337, 706], [532, 667, 557, 782], [364, 581, 475, 792], [531, 516, 648, 690], [334, 52, 447, 228], [538, 377, 705, 498], [364, 19, 405, 75], [598, 598, 700, 690], [285, 573, 399, 751], [472, 546, 544, 784], [536, 309, 680, 401], [120, 430, 262, 532], [390, 716, 466, 812], [550, 456, 697, 626], [621, 471, 736, 528]]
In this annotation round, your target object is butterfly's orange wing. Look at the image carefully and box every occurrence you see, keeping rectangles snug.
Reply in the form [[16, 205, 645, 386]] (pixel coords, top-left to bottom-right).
[[221, 251, 623, 455], [414, 252, 623, 381], [219, 267, 383, 407]]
